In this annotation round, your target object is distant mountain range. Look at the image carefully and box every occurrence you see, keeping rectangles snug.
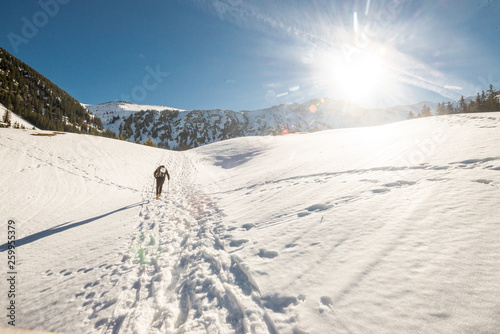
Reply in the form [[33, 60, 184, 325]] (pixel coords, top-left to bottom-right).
[[1, 46, 451, 150], [84, 99, 437, 150]]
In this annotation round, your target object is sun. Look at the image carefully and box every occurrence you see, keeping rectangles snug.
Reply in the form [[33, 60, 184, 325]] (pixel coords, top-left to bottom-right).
[[330, 49, 389, 104]]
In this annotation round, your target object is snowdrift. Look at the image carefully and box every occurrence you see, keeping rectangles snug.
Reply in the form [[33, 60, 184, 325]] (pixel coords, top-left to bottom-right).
[[1, 112, 500, 333]]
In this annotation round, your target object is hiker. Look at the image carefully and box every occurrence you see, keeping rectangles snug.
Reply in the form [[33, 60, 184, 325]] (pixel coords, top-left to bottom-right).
[[154, 165, 170, 200]]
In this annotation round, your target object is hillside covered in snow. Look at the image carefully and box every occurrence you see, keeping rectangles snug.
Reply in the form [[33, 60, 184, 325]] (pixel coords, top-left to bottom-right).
[[0, 48, 104, 135], [85, 99, 415, 150], [0, 103, 38, 130], [1, 112, 500, 333]]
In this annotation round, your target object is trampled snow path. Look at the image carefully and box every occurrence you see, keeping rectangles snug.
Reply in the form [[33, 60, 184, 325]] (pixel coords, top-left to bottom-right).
[[77, 153, 278, 333]]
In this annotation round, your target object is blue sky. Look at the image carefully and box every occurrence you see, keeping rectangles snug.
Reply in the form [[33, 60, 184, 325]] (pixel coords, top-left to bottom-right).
[[1, 0, 499, 111]]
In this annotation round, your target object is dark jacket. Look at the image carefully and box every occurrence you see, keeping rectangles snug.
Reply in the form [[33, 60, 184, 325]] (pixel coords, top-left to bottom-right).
[[154, 165, 170, 180]]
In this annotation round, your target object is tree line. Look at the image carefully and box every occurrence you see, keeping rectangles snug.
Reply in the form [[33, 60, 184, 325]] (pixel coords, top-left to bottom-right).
[[409, 85, 500, 119]]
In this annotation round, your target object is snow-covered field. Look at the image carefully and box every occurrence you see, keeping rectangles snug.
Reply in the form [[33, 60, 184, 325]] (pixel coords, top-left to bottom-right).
[[1, 112, 500, 333]]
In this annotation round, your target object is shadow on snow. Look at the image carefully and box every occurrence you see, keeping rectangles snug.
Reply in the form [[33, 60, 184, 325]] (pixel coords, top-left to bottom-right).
[[0, 201, 148, 252]]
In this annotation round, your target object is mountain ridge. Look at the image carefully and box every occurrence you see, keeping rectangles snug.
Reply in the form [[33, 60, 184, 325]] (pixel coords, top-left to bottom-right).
[[84, 98, 425, 150]]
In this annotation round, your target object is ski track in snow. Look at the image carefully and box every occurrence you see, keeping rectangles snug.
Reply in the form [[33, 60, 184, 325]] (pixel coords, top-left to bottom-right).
[[72, 152, 279, 334]]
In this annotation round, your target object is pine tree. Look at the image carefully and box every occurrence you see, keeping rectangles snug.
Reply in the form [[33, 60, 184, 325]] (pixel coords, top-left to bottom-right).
[[458, 96, 468, 114], [2, 109, 11, 127], [144, 136, 156, 147], [446, 102, 454, 114], [436, 102, 447, 115], [421, 104, 431, 117], [486, 84, 498, 112], [473, 90, 489, 113], [4, 94, 13, 110]]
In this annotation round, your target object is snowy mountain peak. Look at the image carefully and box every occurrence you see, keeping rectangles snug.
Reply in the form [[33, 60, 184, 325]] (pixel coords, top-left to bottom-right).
[[84, 98, 413, 150], [85, 101, 183, 121]]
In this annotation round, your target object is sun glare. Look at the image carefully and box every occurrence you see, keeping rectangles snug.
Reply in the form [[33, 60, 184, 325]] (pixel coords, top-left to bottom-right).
[[331, 50, 388, 103]]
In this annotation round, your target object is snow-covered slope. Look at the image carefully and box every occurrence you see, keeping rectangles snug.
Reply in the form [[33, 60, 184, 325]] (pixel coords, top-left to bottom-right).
[[1, 112, 499, 333], [84, 99, 412, 150], [0, 103, 39, 130]]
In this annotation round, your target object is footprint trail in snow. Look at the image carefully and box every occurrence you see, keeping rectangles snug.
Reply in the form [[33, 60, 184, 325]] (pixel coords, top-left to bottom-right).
[[79, 153, 277, 334]]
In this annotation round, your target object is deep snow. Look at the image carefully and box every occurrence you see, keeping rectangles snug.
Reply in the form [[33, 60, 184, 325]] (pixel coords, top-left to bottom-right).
[[1, 112, 499, 333]]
